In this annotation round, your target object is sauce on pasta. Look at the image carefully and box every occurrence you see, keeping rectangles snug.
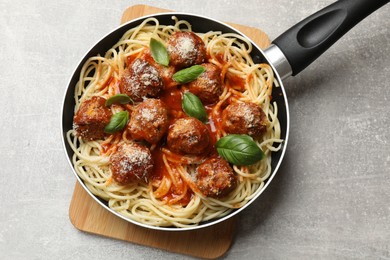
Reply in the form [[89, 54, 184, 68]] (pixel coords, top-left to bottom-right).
[[66, 16, 283, 227]]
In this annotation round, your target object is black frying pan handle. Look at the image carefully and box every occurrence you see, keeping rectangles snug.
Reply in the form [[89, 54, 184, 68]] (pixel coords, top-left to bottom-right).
[[272, 0, 389, 76]]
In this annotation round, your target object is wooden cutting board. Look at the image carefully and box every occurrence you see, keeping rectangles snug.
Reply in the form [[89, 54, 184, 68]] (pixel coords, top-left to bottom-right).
[[69, 5, 270, 259]]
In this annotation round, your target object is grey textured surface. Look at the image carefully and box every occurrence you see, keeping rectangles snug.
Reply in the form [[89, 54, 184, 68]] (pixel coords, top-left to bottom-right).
[[0, 0, 389, 259]]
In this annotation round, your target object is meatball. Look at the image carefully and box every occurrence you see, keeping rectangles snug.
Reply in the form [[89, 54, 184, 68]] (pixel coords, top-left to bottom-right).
[[119, 58, 164, 102], [73, 96, 112, 141], [141, 50, 176, 88], [128, 99, 169, 144], [167, 32, 207, 68], [196, 157, 237, 198], [222, 102, 268, 138], [187, 63, 222, 104], [167, 117, 210, 155], [110, 142, 153, 184]]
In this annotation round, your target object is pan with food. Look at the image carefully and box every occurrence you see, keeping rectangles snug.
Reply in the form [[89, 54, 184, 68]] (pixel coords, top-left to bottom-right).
[[62, 0, 388, 230]]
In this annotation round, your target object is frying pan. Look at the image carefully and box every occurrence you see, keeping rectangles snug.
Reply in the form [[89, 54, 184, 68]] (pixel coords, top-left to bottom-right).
[[61, 0, 389, 231]]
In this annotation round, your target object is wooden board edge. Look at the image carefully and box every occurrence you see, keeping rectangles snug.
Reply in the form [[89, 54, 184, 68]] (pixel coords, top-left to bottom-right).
[[69, 181, 236, 259]]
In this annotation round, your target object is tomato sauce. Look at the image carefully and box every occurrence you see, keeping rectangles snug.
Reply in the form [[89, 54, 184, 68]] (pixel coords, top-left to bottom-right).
[[213, 53, 246, 90], [226, 72, 246, 90], [163, 189, 193, 206], [126, 53, 140, 66], [101, 142, 111, 153], [205, 106, 220, 147], [214, 53, 225, 64], [160, 87, 183, 111], [150, 148, 167, 181], [102, 76, 114, 88], [150, 147, 194, 206]]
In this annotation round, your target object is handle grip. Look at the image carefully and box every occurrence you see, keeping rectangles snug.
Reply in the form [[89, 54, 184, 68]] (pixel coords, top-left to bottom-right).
[[272, 0, 389, 76]]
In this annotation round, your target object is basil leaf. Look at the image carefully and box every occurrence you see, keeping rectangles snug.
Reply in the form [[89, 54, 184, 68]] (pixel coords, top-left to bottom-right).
[[173, 65, 206, 84], [182, 92, 207, 122], [104, 111, 129, 134], [216, 134, 264, 166], [105, 94, 133, 107], [150, 38, 169, 66]]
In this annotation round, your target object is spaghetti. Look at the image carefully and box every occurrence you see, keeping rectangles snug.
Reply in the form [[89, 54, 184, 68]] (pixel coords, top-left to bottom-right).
[[67, 16, 283, 227]]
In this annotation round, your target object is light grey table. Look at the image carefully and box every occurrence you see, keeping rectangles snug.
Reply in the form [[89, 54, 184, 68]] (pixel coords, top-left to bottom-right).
[[1, 0, 389, 259]]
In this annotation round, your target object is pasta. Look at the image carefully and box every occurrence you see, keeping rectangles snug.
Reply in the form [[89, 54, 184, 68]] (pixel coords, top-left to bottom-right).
[[66, 16, 283, 228]]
